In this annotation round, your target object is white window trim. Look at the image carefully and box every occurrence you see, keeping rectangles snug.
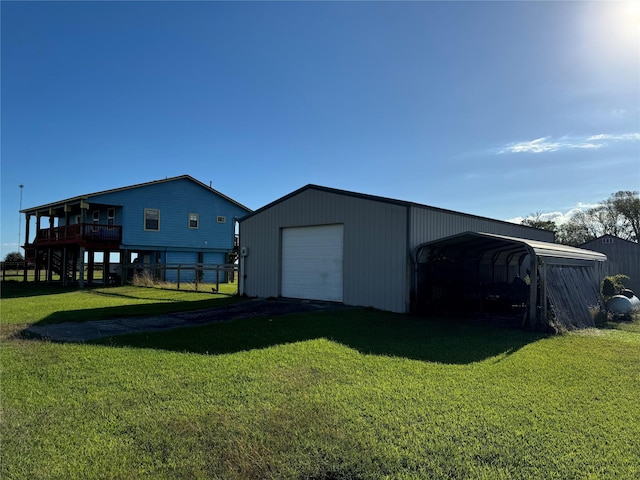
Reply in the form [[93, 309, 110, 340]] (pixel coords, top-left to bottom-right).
[[144, 208, 160, 231], [188, 213, 199, 229], [107, 208, 116, 227], [217, 215, 226, 224]]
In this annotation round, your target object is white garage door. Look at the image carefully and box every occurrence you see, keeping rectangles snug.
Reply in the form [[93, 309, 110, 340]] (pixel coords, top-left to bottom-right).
[[281, 224, 344, 302]]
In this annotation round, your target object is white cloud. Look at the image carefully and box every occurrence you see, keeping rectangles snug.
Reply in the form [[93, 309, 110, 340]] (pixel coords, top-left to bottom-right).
[[507, 203, 602, 226], [497, 132, 639, 154], [587, 132, 640, 142]]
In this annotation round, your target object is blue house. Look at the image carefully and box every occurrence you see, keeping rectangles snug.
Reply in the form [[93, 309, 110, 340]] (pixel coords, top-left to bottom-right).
[[21, 175, 251, 285]]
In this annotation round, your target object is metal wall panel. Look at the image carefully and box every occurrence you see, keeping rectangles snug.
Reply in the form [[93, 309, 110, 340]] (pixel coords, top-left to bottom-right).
[[581, 236, 640, 293], [240, 189, 409, 313], [409, 205, 554, 253]]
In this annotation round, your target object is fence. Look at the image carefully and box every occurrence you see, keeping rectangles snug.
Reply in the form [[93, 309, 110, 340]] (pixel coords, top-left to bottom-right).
[[118, 263, 239, 292], [1, 262, 29, 282], [2, 261, 239, 294]]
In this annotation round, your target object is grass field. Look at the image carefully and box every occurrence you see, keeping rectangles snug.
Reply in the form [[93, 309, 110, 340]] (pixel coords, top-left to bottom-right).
[[0, 281, 240, 328], [2, 284, 639, 479]]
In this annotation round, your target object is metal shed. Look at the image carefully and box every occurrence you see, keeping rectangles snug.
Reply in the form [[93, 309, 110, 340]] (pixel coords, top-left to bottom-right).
[[415, 232, 607, 330], [580, 235, 640, 294], [238, 185, 555, 314]]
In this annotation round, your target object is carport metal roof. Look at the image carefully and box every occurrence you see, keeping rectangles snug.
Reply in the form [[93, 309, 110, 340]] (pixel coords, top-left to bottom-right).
[[415, 231, 607, 265], [414, 232, 607, 330]]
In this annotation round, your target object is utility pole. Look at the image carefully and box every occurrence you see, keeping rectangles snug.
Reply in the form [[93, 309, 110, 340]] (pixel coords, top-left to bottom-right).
[[18, 184, 24, 252]]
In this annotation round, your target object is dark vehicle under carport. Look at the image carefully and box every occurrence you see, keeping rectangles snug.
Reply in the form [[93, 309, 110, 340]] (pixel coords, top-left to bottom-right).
[[413, 232, 607, 331]]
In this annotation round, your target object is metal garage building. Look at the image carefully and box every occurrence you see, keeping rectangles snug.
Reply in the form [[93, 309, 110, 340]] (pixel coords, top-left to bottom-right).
[[238, 185, 560, 316]]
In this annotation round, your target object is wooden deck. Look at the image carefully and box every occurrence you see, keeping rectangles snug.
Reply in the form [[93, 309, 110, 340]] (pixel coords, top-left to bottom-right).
[[28, 223, 122, 249]]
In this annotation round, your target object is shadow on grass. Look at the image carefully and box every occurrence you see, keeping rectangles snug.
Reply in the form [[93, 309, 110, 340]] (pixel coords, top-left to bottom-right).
[[88, 287, 236, 303], [89, 308, 548, 365], [0, 281, 76, 299], [35, 296, 243, 325]]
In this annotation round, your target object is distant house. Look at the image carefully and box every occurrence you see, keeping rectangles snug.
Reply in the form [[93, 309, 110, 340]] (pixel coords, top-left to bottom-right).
[[21, 175, 251, 285], [580, 235, 640, 293]]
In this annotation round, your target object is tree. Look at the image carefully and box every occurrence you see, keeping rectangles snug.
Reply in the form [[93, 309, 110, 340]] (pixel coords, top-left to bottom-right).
[[554, 191, 639, 246], [520, 212, 558, 234], [556, 210, 599, 246], [4, 251, 24, 263], [609, 191, 640, 242]]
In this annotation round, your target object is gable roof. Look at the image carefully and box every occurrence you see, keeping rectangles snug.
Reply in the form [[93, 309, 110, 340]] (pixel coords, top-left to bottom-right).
[[580, 234, 640, 248], [22, 175, 251, 215], [239, 184, 551, 235]]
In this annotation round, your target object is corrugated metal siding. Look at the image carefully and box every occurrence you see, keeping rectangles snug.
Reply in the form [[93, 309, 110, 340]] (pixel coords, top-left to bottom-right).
[[581, 237, 640, 293], [240, 189, 409, 313], [409, 205, 554, 250]]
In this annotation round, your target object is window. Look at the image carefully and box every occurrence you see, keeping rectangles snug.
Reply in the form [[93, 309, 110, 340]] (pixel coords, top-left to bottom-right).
[[144, 209, 160, 231], [602, 237, 614, 244], [217, 215, 226, 224], [188, 213, 199, 229], [92, 211, 100, 232], [107, 208, 115, 227]]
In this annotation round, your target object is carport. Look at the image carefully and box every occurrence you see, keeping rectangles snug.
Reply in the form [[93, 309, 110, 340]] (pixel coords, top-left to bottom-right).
[[414, 232, 607, 331]]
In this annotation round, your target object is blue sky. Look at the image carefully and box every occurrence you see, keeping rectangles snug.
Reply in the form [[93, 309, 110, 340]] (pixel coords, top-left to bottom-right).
[[2, 1, 639, 259]]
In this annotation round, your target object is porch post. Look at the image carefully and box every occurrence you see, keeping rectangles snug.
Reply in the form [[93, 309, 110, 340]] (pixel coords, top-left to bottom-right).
[[103, 250, 110, 286], [24, 214, 31, 247], [34, 248, 40, 283], [62, 248, 68, 286], [121, 249, 129, 286], [79, 247, 85, 289], [87, 251, 95, 284], [47, 247, 53, 282], [23, 214, 31, 283]]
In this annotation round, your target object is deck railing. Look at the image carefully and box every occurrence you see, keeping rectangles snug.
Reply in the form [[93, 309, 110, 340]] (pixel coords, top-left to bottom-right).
[[32, 223, 122, 246]]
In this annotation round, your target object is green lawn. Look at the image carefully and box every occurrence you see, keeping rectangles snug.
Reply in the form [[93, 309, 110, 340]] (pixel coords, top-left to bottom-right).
[[2, 285, 639, 479], [0, 282, 240, 327]]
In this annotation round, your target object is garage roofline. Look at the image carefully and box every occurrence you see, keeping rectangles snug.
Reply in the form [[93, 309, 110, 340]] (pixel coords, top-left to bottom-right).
[[239, 184, 552, 236]]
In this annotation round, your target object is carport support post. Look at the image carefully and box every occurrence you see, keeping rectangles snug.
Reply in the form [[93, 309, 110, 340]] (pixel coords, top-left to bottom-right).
[[539, 262, 548, 328], [528, 255, 538, 329]]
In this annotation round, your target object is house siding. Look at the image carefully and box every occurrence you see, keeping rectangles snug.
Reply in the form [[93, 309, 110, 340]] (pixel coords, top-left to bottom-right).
[[88, 177, 245, 252]]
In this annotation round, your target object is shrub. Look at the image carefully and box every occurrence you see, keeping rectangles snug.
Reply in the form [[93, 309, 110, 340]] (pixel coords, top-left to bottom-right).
[[132, 270, 156, 287], [601, 274, 630, 300]]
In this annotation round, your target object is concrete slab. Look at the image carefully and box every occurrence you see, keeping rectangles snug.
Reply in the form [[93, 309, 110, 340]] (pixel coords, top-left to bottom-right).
[[25, 298, 345, 343]]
